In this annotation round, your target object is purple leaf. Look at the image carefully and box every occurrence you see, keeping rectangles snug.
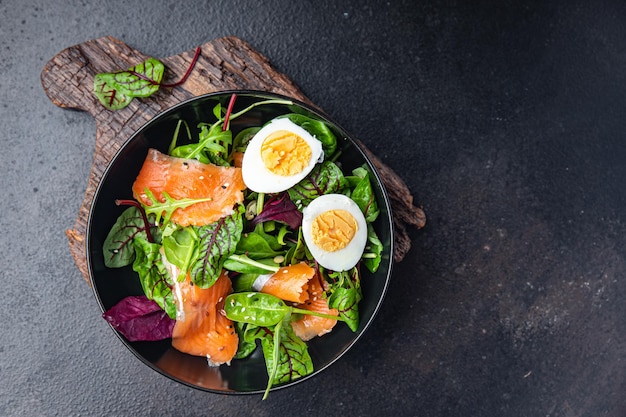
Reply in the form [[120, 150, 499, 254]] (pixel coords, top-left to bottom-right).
[[103, 295, 175, 342], [252, 193, 303, 230]]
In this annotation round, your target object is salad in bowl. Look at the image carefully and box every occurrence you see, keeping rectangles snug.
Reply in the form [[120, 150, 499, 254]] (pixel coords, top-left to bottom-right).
[[87, 91, 393, 397]]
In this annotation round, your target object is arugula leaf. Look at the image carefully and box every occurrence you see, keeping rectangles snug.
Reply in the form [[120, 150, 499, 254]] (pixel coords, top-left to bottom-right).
[[132, 237, 176, 319], [141, 189, 214, 226], [189, 207, 243, 288], [287, 161, 349, 207], [102, 207, 154, 268]]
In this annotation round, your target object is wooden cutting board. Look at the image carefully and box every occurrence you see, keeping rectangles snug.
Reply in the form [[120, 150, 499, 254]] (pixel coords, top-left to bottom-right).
[[40, 36, 425, 282]]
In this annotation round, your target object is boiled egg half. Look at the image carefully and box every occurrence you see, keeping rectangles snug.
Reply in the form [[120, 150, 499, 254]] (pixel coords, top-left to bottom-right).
[[302, 194, 368, 271], [241, 118, 324, 193]]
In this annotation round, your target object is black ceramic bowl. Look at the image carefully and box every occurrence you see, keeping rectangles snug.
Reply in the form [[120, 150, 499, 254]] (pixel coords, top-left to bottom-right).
[[87, 90, 394, 395]]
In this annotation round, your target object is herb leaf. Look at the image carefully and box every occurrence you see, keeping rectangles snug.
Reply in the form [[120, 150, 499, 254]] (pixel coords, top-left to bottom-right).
[[189, 207, 243, 288]]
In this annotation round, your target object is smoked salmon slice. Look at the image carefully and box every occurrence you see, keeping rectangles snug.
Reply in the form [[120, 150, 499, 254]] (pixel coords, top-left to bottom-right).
[[132, 148, 246, 227], [255, 262, 315, 304], [171, 271, 239, 366], [290, 272, 338, 341]]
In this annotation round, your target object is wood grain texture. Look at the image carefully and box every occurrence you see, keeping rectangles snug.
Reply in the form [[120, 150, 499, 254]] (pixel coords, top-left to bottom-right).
[[40, 36, 425, 282]]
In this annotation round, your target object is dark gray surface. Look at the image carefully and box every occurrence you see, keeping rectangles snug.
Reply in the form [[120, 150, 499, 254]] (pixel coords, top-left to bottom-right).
[[2, 0, 625, 416]]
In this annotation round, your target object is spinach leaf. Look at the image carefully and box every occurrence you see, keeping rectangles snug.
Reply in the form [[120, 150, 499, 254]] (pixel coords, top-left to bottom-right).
[[162, 226, 199, 281], [102, 207, 154, 268], [223, 254, 280, 274], [231, 273, 261, 293], [363, 223, 383, 273], [235, 229, 282, 259], [284, 227, 309, 265], [232, 126, 260, 153], [287, 161, 349, 207], [189, 207, 243, 288], [327, 268, 362, 332], [277, 113, 338, 157], [233, 321, 258, 359], [132, 237, 176, 319], [224, 292, 290, 327], [349, 166, 380, 223], [225, 292, 345, 326]]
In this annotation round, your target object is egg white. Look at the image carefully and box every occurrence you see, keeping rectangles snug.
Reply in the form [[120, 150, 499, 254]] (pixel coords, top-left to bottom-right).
[[241, 118, 323, 193], [302, 194, 368, 271]]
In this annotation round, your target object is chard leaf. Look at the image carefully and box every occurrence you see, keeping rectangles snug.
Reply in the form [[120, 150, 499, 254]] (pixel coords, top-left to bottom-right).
[[102, 295, 175, 342], [132, 237, 176, 319], [102, 207, 154, 268], [93, 74, 132, 110], [105, 57, 164, 98], [245, 318, 313, 399], [251, 193, 302, 230], [287, 161, 349, 207], [190, 207, 243, 288], [363, 223, 383, 273], [328, 287, 360, 332]]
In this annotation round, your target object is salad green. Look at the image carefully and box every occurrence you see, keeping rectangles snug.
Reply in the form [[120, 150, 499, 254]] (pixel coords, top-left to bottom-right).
[[102, 94, 384, 398]]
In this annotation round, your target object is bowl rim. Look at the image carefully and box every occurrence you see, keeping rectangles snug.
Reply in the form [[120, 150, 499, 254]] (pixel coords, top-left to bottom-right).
[[86, 89, 395, 395]]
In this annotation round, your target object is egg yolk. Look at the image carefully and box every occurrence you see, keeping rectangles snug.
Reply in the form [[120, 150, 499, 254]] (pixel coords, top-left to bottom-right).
[[260, 130, 312, 176], [311, 209, 358, 252]]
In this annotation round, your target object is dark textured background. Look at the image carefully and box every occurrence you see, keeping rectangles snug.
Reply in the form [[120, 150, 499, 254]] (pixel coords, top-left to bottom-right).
[[1, 0, 625, 416]]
